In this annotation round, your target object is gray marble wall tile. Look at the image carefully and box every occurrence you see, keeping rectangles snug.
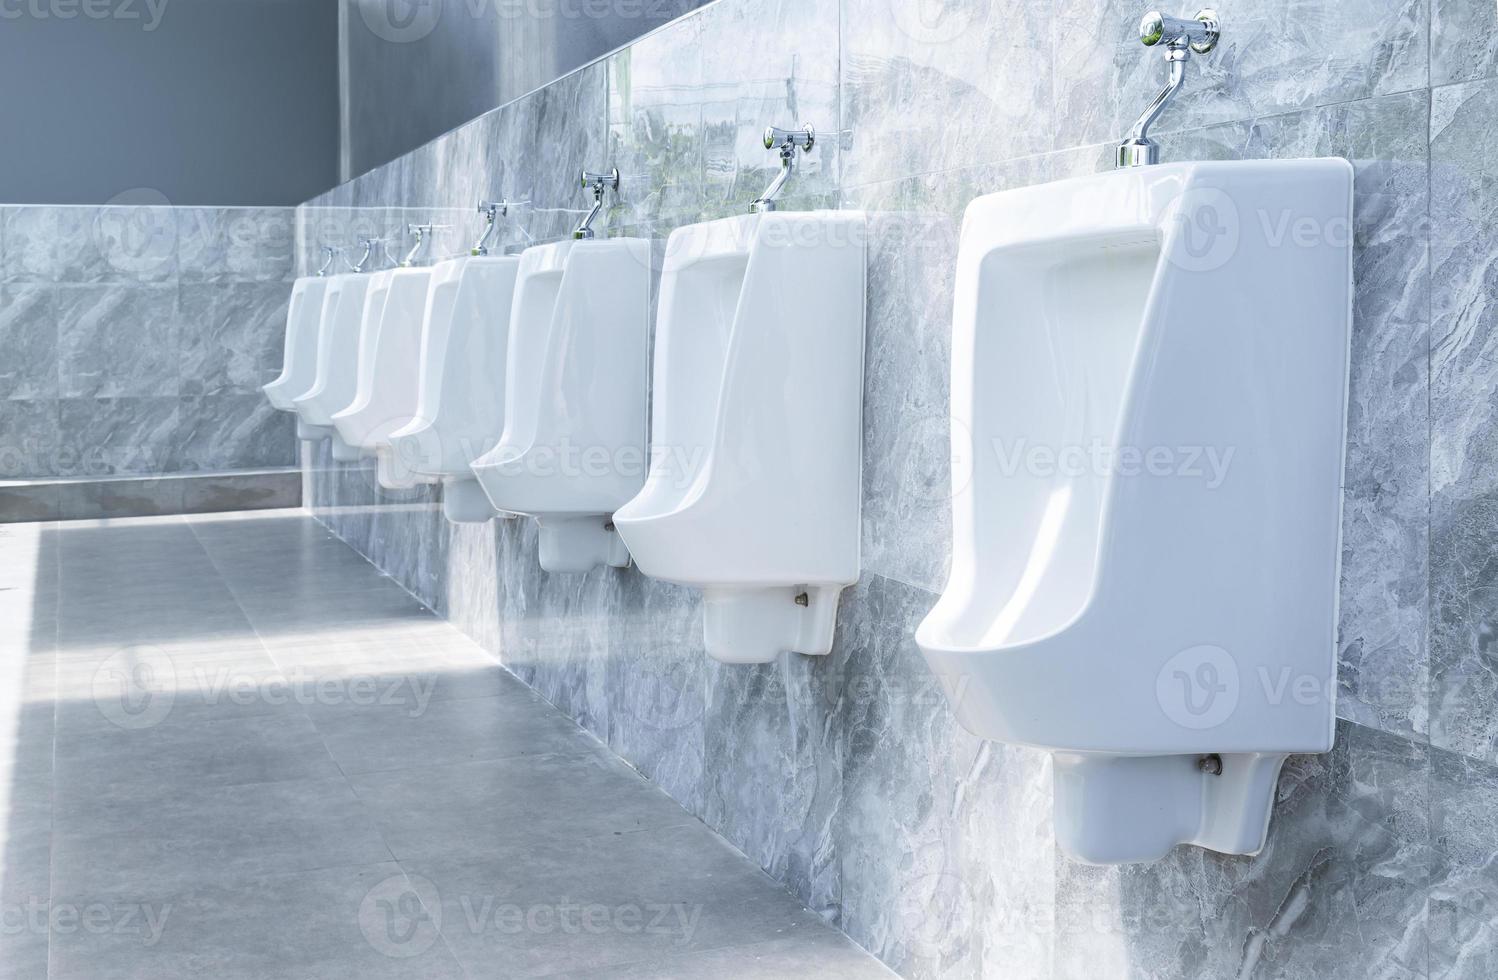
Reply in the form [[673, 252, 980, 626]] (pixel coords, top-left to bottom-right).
[[2, 207, 106, 284], [0, 400, 60, 479], [1430, 746, 1498, 978], [92, 204, 178, 283], [836, 572, 1055, 979], [179, 282, 293, 396], [176, 394, 297, 472], [1433, 0, 1498, 86], [1051, 0, 1428, 158], [56, 396, 180, 477], [0, 285, 57, 401], [839, 0, 1054, 187], [178, 208, 296, 282], [1430, 78, 1498, 763], [56, 284, 179, 399]]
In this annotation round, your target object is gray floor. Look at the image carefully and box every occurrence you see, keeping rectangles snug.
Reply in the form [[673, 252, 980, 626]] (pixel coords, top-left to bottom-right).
[[0, 510, 891, 979]]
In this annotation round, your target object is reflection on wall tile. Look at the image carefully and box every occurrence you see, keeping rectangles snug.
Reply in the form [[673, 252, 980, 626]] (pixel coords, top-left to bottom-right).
[[0, 285, 57, 401], [56, 285, 179, 399]]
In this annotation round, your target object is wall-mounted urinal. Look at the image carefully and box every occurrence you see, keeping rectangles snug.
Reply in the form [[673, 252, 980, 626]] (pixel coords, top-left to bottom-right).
[[914, 153, 1354, 864], [292, 237, 389, 455], [470, 170, 649, 572], [263, 246, 335, 414], [388, 203, 524, 523], [331, 224, 446, 484], [613, 201, 867, 664]]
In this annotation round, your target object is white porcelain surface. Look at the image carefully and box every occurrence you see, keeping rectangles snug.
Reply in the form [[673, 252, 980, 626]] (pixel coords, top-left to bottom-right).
[[330, 265, 434, 482], [914, 159, 1355, 864], [388, 254, 522, 520], [614, 211, 867, 664], [291, 271, 380, 454], [470, 238, 650, 572], [263, 276, 330, 411]]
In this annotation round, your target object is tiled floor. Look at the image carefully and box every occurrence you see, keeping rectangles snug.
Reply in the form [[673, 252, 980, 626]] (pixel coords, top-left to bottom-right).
[[0, 510, 891, 979]]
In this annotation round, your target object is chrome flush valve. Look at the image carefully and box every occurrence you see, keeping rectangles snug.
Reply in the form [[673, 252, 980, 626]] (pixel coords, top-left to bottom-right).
[[352, 236, 388, 272], [315, 244, 342, 276], [1117, 9, 1220, 168], [472, 200, 523, 256], [401, 223, 451, 267], [750, 124, 815, 213], [573, 169, 620, 240]]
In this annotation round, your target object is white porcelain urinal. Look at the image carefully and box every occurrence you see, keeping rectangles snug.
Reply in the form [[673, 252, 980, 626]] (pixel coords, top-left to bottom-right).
[[387, 254, 522, 522], [263, 275, 330, 412], [469, 238, 649, 572], [330, 264, 434, 481], [613, 212, 866, 664], [915, 159, 1354, 864], [293, 271, 382, 456]]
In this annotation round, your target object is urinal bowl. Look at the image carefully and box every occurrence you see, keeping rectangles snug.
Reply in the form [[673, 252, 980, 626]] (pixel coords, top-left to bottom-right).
[[293, 271, 381, 455], [387, 254, 522, 521], [470, 238, 650, 572], [263, 276, 330, 411], [332, 266, 434, 483], [613, 211, 867, 664], [915, 159, 1354, 864]]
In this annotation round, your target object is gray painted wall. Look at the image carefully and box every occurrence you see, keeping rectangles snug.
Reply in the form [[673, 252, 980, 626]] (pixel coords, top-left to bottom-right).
[[0, 0, 338, 206], [340, 0, 709, 180]]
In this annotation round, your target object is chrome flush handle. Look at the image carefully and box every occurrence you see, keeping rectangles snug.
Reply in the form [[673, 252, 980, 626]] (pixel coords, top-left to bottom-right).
[[352, 236, 387, 273], [472, 200, 525, 255], [315, 244, 342, 276], [1117, 9, 1220, 168], [573, 169, 620, 240], [401, 223, 452, 267], [750, 124, 816, 213]]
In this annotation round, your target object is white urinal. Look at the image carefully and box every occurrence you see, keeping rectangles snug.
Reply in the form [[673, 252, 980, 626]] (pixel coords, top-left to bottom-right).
[[613, 211, 866, 664], [387, 253, 521, 522], [330, 264, 434, 480], [915, 159, 1354, 864], [293, 271, 383, 456], [470, 237, 649, 572], [263, 275, 329, 412]]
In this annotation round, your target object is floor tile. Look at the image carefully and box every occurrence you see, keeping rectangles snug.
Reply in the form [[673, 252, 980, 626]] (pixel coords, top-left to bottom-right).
[[310, 690, 590, 775], [54, 710, 340, 801], [48, 862, 466, 980], [52, 775, 392, 890], [405, 821, 840, 978], [348, 752, 698, 861]]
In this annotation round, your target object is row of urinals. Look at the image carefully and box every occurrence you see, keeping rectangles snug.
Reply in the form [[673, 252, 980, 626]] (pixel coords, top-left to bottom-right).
[[265, 155, 1355, 868]]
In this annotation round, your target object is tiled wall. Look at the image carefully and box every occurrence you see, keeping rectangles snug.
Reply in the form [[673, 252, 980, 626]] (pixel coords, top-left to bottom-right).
[[298, 0, 1498, 976], [0, 205, 297, 482]]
